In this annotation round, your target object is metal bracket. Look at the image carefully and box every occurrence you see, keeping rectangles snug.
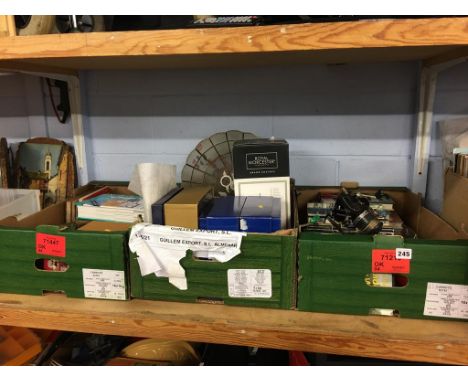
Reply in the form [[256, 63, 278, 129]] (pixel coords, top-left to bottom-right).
[[411, 67, 438, 196]]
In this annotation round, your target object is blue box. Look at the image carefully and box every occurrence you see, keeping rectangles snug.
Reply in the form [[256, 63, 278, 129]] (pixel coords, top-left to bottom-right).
[[240, 196, 281, 233], [151, 186, 183, 224], [199, 196, 281, 233], [199, 196, 245, 231]]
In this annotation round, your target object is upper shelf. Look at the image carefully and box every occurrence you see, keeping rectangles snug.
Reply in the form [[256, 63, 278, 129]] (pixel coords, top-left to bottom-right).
[[1, 17, 468, 71]]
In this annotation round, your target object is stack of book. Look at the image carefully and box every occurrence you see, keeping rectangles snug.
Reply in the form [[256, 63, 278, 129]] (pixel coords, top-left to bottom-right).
[[76, 193, 144, 223]]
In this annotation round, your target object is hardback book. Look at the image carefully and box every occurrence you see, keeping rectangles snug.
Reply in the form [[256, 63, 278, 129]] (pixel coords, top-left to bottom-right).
[[76, 193, 144, 223]]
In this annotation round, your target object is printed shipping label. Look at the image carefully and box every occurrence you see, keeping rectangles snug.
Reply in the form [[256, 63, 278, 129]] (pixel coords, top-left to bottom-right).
[[36, 233, 66, 257], [227, 269, 272, 298], [82, 269, 126, 300], [372, 249, 410, 274], [424, 282, 468, 320]]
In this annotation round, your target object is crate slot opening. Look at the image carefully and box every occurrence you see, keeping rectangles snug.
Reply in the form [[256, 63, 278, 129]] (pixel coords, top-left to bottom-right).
[[35, 258, 69, 272], [196, 297, 224, 304], [364, 273, 408, 288], [369, 308, 400, 317], [192, 252, 220, 262], [42, 290, 66, 296]]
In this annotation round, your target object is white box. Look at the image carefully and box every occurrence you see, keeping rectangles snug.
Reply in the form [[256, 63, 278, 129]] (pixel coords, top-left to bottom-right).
[[234, 177, 291, 229], [0, 189, 41, 221]]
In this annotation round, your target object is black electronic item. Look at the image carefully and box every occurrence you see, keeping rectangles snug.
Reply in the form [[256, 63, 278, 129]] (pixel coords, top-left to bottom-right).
[[330, 188, 383, 234]]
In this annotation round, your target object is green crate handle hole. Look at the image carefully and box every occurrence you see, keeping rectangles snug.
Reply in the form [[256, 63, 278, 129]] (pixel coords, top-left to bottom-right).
[[364, 273, 408, 288], [35, 258, 69, 273]]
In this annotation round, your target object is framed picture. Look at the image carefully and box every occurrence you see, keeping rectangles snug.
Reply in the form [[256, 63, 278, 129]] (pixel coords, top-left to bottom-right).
[[15, 137, 77, 207]]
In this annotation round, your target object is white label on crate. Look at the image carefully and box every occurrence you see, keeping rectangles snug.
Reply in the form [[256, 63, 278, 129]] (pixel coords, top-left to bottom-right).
[[82, 269, 126, 300], [227, 269, 272, 298], [424, 282, 468, 319], [395, 248, 412, 260]]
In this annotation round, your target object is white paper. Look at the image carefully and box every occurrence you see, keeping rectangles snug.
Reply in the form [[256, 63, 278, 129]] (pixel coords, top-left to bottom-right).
[[227, 269, 272, 298], [129, 224, 246, 290], [128, 163, 176, 223], [82, 269, 126, 300], [424, 282, 468, 319]]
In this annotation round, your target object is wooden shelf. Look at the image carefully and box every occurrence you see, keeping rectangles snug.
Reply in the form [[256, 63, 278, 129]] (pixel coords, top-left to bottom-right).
[[0, 17, 468, 71], [0, 16, 467, 366], [0, 293, 466, 365]]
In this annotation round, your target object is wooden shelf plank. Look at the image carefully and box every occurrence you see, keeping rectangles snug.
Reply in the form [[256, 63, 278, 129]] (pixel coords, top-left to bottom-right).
[[0, 18, 467, 69], [0, 293, 466, 365]]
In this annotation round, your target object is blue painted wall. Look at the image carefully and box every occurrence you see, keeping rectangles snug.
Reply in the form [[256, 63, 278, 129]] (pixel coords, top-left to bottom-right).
[[1, 61, 467, 213]]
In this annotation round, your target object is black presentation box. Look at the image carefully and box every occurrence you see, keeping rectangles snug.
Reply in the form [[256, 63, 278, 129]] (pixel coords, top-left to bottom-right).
[[233, 138, 289, 179]]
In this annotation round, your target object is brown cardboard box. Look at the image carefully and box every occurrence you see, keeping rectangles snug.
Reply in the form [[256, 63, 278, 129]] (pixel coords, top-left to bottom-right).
[[164, 186, 213, 229], [442, 169, 468, 238], [78, 220, 133, 232]]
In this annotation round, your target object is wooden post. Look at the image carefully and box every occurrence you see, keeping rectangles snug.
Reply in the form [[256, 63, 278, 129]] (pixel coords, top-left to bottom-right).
[[0, 15, 16, 37]]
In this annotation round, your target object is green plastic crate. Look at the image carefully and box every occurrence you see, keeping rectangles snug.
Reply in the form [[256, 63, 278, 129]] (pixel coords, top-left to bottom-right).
[[0, 224, 130, 300], [296, 186, 468, 320], [298, 233, 468, 319], [130, 231, 297, 309]]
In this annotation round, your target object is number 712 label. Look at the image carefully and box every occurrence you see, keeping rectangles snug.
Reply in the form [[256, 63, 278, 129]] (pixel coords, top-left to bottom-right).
[[372, 249, 411, 274]]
